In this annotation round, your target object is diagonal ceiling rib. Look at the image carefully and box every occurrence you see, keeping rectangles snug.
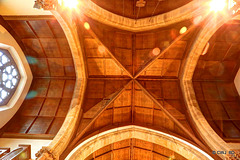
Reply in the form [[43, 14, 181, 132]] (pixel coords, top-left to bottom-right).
[[67, 80, 132, 150], [134, 24, 195, 78], [77, 19, 133, 78], [59, 15, 216, 159]]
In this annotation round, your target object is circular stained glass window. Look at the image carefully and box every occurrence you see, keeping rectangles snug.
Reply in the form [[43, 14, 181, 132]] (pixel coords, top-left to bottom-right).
[[0, 49, 20, 105]]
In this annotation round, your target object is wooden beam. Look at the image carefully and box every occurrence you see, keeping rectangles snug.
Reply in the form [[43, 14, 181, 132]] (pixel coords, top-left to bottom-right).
[[77, 18, 133, 79], [134, 24, 196, 79], [134, 80, 213, 154], [2, 15, 55, 21], [67, 80, 133, 150]]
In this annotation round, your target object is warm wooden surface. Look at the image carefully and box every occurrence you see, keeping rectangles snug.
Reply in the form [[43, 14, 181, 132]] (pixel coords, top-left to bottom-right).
[[91, 0, 192, 19], [0, 17, 76, 138], [193, 21, 240, 142], [85, 138, 187, 160], [58, 17, 208, 158]]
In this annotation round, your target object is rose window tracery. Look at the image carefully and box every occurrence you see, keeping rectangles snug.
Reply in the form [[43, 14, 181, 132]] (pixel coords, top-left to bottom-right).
[[0, 49, 20, 105]]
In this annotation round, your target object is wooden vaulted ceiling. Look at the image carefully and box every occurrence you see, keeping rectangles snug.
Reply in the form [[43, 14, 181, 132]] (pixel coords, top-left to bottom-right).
[[85, 138, 187, 160], [0, 16, 76, 139], [0, 2, 239, 159], [193, 20, 240, 142], [91, 0, 192, 19], [59, 15, 216, 159]]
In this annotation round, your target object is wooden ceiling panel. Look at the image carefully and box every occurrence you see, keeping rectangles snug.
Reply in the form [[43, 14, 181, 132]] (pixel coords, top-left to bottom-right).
[[161, 59, 181, 77], [134, 107, 153, 124], [192, 60, 205, 80], [28, 20, 54, 38], [194, 23, 240, 81], [22, 39, 45, 58], [105, 59, 124, 75], [113, 139, 130, 149], [48, 58, 65, 76], [83, 80, 129, 112], [63, 80, 75, 98], [47, 80, 65, 98], [206, 42, 230, 61], [28, 117, 53, 134], [39, 98, 61, 117], [134, 138, 152, 151], [87, 59, 104, 76], [113, 89, 132, 107], [29, 79, 50, 97], [133, 147, 152, 159], [47, 20, 66, 38], [63, 58, 75, 76], [113, 148, 130, 160], [193, 80, 240, 142], [95, 145, 111, 157], [20, 98, 45, 116], [136, 33, 156, 49], [56, 38, 72, 57], [1, 17, 76, 139], [86, 80, 104, 99], [201, 82, 220, 101], [56, 99, 72, 118], [164, 40, 187, 59], [192, 82, 204, 101], [91, 109, 113, 131], [113, 106, 131, 124], [30, 58, 50, 77], [143, 59, 163, 76], [40, 38, 61, 58], [215, 121, 240, 138], [5, 116, 36, 133], [140, 80, 162, 99], [207, 101, 230, 121], [162, 81, 180, 99], [114, 48, 133, 74], [224, 43, 240, 61], [135, 90, 154, 108], [85, 18, 193, 76], [115, 32, 132, 49], [164, 100, 185, 120], [217, 82, 239, 101], [7, 20, 36, 39], [91, 0, 191, 19], [86, 139, 187, 160], [47, 117, 65, 135]]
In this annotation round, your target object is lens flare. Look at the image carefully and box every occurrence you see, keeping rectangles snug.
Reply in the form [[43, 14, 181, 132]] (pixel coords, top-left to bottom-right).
[[58, 0, 79, 9], [209, 0, 226, 12], [152, 48, 160, 56], [84, 22, 90, 30], [98, 45, 105, 53], [193, 16, 202, 25], [179, 27, 187, 34]]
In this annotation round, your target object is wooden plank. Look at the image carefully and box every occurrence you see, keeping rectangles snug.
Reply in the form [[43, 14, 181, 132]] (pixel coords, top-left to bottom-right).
[[134, 24, 195, 78], [68, 80, 132, 150], [78, 20, 133, 78], [135, 80, 210, 152]]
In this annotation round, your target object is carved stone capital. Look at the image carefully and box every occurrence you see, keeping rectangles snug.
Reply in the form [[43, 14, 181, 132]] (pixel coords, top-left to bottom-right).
[[35, 147, 56, 160]]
